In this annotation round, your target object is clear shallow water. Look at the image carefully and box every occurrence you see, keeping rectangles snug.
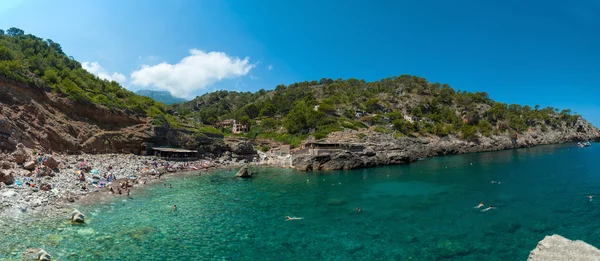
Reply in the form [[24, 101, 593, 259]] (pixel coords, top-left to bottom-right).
[[1, 143, 600, 260]]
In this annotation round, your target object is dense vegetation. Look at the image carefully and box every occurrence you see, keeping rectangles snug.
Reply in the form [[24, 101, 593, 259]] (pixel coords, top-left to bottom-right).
[[0, 27, 165, 117], [173, 75, 581, 145], [0, 27, 582, 147]]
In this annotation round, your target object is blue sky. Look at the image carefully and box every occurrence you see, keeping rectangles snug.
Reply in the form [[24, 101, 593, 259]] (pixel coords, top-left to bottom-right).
[[1, 0, 599, 126]]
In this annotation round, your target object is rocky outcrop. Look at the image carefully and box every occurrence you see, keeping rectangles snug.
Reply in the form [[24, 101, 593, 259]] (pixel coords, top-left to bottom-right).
[[293, 120, 600, 171], [71, 210, 85, 223], [528, 234, 600, 261], [236, 165, 252, 178], [231, 141, 256, 155], [0, 78, 152, 155]]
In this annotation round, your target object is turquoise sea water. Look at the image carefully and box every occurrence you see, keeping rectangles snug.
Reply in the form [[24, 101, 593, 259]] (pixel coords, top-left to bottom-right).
[[1, 143, 600, 260]]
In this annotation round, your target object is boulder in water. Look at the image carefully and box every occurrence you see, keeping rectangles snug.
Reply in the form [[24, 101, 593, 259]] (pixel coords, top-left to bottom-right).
[[71, 210, 85, 223], [38, 249, 51, 261], [236, 165, 252, 178]]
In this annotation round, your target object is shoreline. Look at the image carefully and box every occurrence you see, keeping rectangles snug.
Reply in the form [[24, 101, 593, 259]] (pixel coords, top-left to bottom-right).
[[0, 139, 596, 224], [292, 129, 599, 171], [0, 153, 251, 223]]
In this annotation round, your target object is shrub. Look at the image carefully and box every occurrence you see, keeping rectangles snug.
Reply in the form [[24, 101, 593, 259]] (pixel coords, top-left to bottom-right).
[[461, 125, 478, 141]]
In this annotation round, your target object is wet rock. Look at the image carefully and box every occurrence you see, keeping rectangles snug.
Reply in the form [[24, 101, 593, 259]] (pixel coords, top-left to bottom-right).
[[71, 210, 85, 223], [24, 160, 37, 170], [236, 165, 252, 178]]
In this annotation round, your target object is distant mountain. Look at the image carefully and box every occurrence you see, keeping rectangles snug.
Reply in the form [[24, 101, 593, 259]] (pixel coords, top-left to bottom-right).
[[136, 90, 187, 105]]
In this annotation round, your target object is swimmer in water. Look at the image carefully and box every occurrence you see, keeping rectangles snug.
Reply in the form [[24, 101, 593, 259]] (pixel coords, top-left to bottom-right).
[[173, 205, 177, 211], [491, 181, 496, 184], [589, 195, 594, 201], [355, 207, 361, 213], [481, 205, 495, 212], [285, 216, 302, 220], [474, 201, 484, 208]]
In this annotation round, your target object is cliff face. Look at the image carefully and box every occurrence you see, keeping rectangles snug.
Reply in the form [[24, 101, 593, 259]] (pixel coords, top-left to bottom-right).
[[0, 78, 152, 154], [293, 119, 600, 171]]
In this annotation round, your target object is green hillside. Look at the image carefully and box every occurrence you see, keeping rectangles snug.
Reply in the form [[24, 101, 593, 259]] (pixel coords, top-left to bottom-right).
[[0, 27, 165, 117], [172, 76, 581, 146]]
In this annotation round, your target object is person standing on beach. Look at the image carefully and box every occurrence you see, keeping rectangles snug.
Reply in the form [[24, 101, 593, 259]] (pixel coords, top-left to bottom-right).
[[127, 189, 131, 198]]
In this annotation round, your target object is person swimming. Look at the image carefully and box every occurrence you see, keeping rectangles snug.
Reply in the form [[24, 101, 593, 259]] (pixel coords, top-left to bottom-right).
[[355, 207, 361, 213], [589, 195, 594, 202], [474, 201, 485, 208], [173, 205, 177, 211], [481, 205, 495, 212], [285, 216, 302, 220]]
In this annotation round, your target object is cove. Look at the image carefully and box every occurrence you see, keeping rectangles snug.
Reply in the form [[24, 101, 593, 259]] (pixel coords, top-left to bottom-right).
[[1, 142, 599, 260]]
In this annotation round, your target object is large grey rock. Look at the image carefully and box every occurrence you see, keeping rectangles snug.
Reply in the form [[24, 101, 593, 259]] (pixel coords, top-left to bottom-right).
[[0, 169, 15, 185], [235, 165, 252, 178], [528, 234, 600, 261]]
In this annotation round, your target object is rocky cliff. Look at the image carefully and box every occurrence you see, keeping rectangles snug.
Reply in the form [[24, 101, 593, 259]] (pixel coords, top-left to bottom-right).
[[0, 77, 152, 154], [293, 118, 600, 171]]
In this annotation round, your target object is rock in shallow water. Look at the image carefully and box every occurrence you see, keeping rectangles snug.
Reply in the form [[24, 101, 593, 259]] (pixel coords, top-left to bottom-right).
[[236, 165, 252, 178], [71, 210, 85, 223], [528, 234, 600, 261]]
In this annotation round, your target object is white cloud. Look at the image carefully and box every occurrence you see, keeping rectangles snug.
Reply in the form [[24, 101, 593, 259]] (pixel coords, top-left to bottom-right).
[[81, 62, 128, 86], [130, 49, 256, 99], [267, 65, 273, 71]]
